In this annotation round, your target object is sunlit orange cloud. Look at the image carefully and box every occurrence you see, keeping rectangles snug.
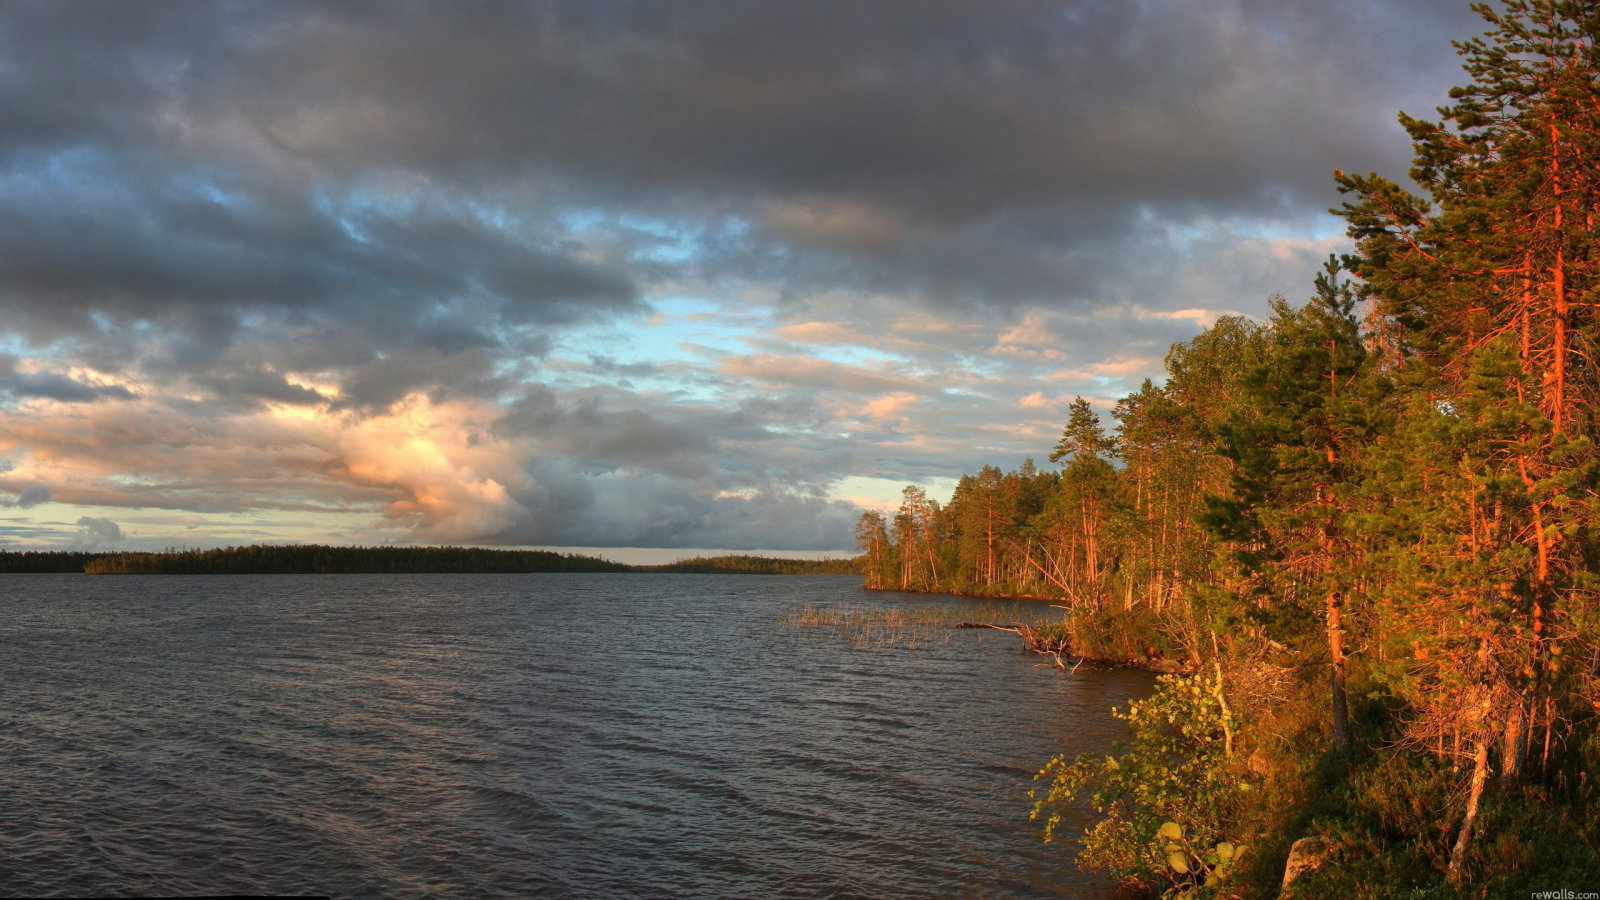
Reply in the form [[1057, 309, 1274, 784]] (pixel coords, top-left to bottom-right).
[[1046, 355, 1160, 381], [2, 401, 344, 494], [718, 353, 924, 393], [991, 312, 1068, 360], [769, 321, 869, 345], [987, 421, 1058, 441], [0, 393, 537, 543], [765, 319, 957, 356], [859, 391, 922, 425], [838, 494, 899, 514], [867, 434, 972, 457], [328, 396, 531, 541], [1133, 307, 1235, 326]]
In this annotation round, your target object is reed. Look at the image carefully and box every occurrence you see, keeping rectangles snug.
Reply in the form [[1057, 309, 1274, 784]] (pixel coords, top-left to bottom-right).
[[781, 603, 1068, 651]]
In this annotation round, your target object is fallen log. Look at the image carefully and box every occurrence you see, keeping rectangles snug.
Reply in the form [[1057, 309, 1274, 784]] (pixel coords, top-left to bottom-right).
[[955, 622, 1024, 634], [955, 621, 1198, 674]]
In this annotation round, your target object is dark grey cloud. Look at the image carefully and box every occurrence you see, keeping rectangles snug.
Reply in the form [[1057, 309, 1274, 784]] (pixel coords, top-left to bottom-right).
[[0, 354, 132, 402], [74, 515, 123, 547], [195, 369, 329, 408], [190, 0, 1475, 216], [492, 385, 827, 486], [0, 155, 642, 342], [2, 486, 49, 508], [336, 348, 508, 411], [549, 478, 861, 550], [0, 0, 1482, 320]]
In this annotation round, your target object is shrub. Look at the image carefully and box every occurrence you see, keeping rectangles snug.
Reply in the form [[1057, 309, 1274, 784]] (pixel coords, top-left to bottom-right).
[[1031, 673, 1253, 897]]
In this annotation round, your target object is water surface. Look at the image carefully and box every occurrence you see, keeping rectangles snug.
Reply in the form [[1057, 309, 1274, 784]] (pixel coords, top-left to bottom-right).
[[0, 574, 1150, 898]]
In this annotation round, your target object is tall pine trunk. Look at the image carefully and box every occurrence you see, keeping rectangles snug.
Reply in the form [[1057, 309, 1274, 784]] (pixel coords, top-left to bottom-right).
[[1328, 590, 1351, 752], [1325, 508, 1352, 753], [1500, 697, 1528, 785]]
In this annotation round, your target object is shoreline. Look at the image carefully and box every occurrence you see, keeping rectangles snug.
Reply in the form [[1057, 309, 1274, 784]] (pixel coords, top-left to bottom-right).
[[869, 585, 1198, 675]]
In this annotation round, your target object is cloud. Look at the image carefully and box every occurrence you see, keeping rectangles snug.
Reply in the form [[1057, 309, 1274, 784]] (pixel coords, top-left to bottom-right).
[[0, 0, 1489, 549], [0, 1, 1479, 325], [718, 355, 926, 394], [861, 392, 923, 425], [2, 486, 50, 508], [0, 386, 866, 549], [75, 516, 123, 547], [0, 355, 134, 403]]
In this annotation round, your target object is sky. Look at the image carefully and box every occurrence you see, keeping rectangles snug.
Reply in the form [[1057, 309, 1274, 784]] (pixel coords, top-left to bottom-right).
[[0, 0, 1488, 559]]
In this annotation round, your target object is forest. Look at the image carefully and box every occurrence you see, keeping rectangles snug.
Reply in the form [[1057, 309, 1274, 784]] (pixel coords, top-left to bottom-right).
[[860, 3, 1600, 895], [79, 544, 634, 574], [0, 550, 117, 572], [633, 555, 862, 575]]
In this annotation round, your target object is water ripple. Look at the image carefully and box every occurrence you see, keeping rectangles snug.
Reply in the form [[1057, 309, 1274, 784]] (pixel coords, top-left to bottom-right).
[[1, 573, 1150, 899]]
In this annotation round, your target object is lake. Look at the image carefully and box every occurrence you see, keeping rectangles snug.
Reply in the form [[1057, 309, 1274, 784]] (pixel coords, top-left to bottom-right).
[[0, 573, 1151, 899]]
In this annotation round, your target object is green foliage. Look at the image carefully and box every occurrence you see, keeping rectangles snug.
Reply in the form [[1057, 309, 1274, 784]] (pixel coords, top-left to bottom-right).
[[1255, 729, 1600, 898], [1051, 396, 1119, 464], [855, 510, 896, 589], [1031, 674, 1250, 896]]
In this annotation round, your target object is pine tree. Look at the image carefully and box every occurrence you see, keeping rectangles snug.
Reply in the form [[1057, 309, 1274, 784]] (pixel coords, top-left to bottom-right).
[[1036, 401, 1132, 608], [854, 510, 893, 590], [949, 467, 1013, 588], [1359, 339, 1553, 877], [1335, 0, 1600, 875], [1204, 260, 1385, 754], [893, 485, 942, 590], [1050, 397, 1119, 465]]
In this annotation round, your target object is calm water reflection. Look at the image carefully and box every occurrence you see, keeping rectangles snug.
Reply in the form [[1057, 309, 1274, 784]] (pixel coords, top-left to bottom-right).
[[0, 573, 1150, 898]]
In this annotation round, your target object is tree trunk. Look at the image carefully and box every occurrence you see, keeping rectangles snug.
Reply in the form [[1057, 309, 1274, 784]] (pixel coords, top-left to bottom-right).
[[1500, 697, 1528, 785], [1541, 695, 1555, 775], [1448, 731, 1492, 883], [985, 511, 996, 586], [1549, 121, 1568, 434], [1329, 591, 1352, 752]]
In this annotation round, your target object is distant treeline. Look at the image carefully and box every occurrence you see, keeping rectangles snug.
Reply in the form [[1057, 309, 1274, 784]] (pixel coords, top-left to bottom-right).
[[0, 544, 860, 575], [0, 550, 117, 573], [635, 555, 861, 575], [82, 545, 634, 574]]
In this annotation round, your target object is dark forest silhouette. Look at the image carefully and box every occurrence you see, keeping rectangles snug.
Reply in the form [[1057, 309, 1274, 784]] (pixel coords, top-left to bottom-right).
[[0, 545, 858, 575]]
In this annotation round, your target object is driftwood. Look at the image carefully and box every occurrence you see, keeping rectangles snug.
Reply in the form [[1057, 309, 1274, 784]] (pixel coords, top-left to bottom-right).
[[956, 621, 1069, 670], [956, 621, 1024, 634]]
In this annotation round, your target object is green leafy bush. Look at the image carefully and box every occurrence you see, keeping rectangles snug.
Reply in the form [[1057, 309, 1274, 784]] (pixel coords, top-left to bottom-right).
[[1031, 673, 1252, 896]]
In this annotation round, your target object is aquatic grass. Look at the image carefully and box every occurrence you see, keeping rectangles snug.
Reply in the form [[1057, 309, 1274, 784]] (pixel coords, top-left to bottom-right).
[[781, 602, 1069, 651]]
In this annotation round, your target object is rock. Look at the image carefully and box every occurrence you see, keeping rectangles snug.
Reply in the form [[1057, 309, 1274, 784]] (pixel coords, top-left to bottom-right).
[[1280, 836, 1335, 896]]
